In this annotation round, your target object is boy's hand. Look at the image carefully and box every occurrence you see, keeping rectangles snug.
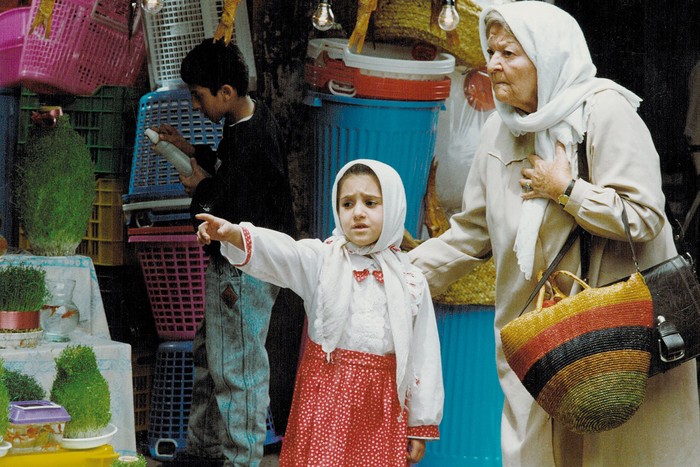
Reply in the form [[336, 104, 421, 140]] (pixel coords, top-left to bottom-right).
[[180, 158, 209, 195], [151, 124, 196, 157], [407, 438, 426, 464]]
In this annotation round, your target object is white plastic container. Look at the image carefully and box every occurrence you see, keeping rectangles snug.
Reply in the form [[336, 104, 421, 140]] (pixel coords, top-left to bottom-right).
[[144, 128, 193, 176], [306, 38, 455, 81]]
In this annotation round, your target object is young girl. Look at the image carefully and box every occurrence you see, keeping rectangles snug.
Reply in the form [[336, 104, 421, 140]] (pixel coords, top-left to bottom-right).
[[196, 159, 443, 465]]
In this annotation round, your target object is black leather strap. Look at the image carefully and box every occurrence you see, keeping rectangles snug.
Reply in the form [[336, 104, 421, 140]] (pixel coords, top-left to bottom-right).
[[578, 134, 591, 283], [518, 135, 591, 316], [518, 225, 583, 316]]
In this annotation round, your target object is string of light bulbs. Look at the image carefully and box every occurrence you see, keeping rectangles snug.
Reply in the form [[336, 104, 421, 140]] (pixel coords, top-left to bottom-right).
[[311, 0, 459, 32]]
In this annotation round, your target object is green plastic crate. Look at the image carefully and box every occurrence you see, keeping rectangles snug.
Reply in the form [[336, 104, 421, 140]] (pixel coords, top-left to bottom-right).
[[18, 86, 143, 174]]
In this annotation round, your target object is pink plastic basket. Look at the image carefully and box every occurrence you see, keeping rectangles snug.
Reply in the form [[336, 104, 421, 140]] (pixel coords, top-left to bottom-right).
[[19, 0, 146, 95], [129, 233, 209, 340], [0, 7, 30, 88]]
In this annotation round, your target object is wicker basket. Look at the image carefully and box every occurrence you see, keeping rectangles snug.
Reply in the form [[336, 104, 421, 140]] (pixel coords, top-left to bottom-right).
[[373, 0, 485, 68], [433, 256, 495, 305]]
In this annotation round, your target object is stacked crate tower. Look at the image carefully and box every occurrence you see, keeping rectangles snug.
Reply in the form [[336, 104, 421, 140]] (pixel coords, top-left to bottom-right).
[[123, 0, 280, 461]]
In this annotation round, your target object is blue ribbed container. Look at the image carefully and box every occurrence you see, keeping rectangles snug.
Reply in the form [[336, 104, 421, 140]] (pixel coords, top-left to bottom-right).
[[0, 87, 19, 244], [304, 91, 443, 238], [422, 305, 503, 466]]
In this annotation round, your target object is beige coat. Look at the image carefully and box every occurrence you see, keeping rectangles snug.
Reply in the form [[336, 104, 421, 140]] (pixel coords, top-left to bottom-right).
[[409, 90, 700, 466]]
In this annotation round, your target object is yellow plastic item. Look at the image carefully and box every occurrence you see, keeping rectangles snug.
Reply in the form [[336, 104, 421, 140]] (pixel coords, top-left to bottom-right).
[[1, 444, 119, 466]]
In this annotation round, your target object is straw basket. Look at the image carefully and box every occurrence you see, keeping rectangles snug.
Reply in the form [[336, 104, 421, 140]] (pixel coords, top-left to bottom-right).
[[373, 0, 485, 68], [433, 257, 495, 306]]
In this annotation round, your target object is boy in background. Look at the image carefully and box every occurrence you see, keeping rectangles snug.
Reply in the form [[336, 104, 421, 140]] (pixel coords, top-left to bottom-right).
[[153, 38, 296, 466]]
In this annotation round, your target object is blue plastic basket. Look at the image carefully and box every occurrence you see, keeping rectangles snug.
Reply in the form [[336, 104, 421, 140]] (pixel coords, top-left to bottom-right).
[[422, 305, 503, 466], [304, 91, 443, 238], [0, 87, 19, 244], [148, 341, 194, 461], [147, 340, 282, 460], [126, 88, 223, 204]]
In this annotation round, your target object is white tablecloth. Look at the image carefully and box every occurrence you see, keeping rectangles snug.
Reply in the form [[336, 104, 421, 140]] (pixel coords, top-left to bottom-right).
[[0, 254, 110, 339], [1, 330, 137, 455], [0, 254, 136, 455]]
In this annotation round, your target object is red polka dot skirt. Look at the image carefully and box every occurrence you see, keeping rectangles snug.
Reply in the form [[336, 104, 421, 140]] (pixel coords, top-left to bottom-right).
[[279, 337, 409, 466]]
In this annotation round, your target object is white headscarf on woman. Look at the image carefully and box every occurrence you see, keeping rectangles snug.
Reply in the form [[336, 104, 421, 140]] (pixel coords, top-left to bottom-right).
[[315, 158, 414, 408], [478, 1, 642, 279]]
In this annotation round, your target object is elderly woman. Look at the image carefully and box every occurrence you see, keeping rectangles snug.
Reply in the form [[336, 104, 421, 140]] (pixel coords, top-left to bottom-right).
[[408, 2, 700, 466]]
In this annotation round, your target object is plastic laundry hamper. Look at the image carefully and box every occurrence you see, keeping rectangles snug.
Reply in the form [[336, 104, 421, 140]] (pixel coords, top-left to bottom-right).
[[148, 340, 194, 461], [148, 341, 283, 461], [0, 7, 30, 88], [125, 88, 223, 203], [129, 230, 208, 341], [142, 0, 256, 92], [18, 0, 146, 95], [421, 304, 503, 466], [123, 88, 222, 226], [304, 91, 443, 238]]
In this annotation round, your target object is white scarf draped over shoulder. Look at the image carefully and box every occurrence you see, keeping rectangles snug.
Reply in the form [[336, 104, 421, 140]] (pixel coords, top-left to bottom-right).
[[478, 1, 642, 279], [316, 159, 414, 409]]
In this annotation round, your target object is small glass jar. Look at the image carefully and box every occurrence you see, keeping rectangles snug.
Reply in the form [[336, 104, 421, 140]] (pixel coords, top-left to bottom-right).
[[40, 279, 80, 342]]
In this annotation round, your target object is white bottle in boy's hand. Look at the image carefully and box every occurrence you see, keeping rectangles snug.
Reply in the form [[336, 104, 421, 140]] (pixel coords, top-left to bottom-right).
[[145, 128, 193, 176]]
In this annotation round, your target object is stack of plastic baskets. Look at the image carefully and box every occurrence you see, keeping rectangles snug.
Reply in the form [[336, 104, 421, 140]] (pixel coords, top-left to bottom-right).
[[142, 0, 256, 92], [123, 88, 223, 227], [18, 0, 146, 95], [0, 87, 19, 243], [303, 39, 455, 238]]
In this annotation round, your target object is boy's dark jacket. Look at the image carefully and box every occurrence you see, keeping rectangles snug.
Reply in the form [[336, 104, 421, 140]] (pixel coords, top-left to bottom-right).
[[190, 100, 297, 256]]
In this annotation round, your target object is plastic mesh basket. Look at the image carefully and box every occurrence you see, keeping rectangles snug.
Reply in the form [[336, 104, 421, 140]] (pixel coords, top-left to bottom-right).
[[132, 349, 155, 433], [0, 7, 30, 88], [148, 340, 194, 461], [75, 177, 127, 266], [129, 231, 208, 341], [143, 0, 256, 92], [17, 86, 142, 175], [126, 88, 223, 203], [148, 341, 281, 460], [19, 0, 146, 95]]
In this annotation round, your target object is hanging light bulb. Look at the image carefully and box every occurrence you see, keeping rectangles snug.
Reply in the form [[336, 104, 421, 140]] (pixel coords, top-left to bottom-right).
[[141, 0, 164, 15], [312, 1, 335, 31], [438, 0, 460, 32]]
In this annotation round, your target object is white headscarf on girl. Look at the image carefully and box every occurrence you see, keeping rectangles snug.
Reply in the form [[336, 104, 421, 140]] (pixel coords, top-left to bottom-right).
[[479, 1, 642, 280], [315, 159, 414, 409]]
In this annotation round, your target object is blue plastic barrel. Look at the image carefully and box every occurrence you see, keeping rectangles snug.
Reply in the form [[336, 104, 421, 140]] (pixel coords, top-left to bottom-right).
[[303, 91, 443, 238], [422, 304, 503, 466], [0, 87, 19, 244]]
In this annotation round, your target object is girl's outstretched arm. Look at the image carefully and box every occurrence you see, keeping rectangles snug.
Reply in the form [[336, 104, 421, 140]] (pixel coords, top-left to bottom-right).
[[195, 213, 243, 248]]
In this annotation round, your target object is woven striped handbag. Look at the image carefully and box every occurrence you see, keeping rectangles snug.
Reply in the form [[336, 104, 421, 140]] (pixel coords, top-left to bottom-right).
[[501, 270, 654, 434]]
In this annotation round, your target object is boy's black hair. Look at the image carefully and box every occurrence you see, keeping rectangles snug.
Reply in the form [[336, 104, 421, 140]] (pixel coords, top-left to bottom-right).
[[180, 39, 249, 97]]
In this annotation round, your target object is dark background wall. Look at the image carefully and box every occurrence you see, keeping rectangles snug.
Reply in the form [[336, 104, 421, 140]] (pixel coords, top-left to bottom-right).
[[557, 0, 700, 175]]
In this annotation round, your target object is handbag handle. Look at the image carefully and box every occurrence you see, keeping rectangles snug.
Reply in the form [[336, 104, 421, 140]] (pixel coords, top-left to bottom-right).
[[521, 204, 640, 317], [536, 270, 591, 310], [620, 203, 641, 272], [519, 225, 583, 316]]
